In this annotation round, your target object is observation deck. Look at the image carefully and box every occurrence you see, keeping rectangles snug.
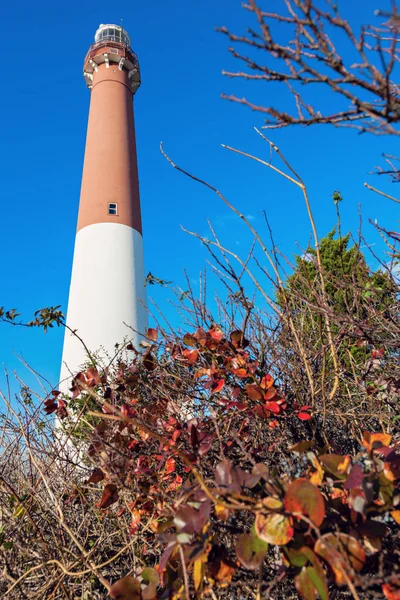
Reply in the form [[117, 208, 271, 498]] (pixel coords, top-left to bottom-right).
[[83, 24, 141, 94]]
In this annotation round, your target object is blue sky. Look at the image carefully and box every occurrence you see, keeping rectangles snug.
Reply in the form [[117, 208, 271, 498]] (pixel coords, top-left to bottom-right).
[[0, 0, 398, 393]]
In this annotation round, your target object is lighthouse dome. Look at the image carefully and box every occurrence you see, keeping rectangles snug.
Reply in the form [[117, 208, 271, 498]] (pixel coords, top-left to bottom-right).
[[94, 24, 131, 47]]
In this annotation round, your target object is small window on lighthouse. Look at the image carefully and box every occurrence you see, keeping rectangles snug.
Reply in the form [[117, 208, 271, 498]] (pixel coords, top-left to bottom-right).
[[108, 203, 118, 215]]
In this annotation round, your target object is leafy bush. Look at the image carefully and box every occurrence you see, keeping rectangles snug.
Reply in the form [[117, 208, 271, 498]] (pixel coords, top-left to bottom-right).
[[2, 2, 400, 596]]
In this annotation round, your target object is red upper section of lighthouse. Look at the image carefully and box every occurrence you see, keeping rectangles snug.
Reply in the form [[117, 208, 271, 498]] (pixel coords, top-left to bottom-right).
[[76, 24, 142, 234]]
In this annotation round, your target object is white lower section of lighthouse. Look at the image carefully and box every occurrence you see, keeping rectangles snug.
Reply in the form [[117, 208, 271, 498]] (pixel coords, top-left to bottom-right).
[[60, 222, 147, 387]]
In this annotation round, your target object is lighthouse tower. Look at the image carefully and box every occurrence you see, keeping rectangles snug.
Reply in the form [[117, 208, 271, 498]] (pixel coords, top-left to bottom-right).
[[60, 24, 147, 385]]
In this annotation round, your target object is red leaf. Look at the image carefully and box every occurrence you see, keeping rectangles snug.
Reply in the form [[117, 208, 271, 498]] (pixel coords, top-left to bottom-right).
[[264, 387, 277, 401], [44, 399, 58, 415], [182, 348, 199, 364], [209, 325, 223, 341], [245, 383, 262, 401], [147, 328, 159, 341], [194, 327, 208, 346], [98, 484, 119, 509], [298, 412, 312, 421], [143, 349, 157, 371], [165, 457, 176, 474], [85, 367, 100, 386], [231, 401, 248, 411], [253, 405, 271, 419], [265, 401, 281, 414], [344, 464, 365, 490], [189, 422, 199, 447], [211, 378, 225, 393], [198, 434, 215, 456], [87, 468, 104, 484]]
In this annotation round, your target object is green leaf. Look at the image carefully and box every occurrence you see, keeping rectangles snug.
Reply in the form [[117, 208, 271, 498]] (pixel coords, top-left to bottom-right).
[[236, 532, 268, 570], [3, 541, 13, 550], [283, 546, 309, 568], [140, 567, 159, 600], [307, 565, 329, 600], [296, 565, 329, 600]]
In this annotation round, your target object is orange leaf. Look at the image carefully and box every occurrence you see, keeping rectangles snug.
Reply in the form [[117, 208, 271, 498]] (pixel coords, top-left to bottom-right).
[[255, 512, 294, 546], [309, 458, 324, 487], [209, 325, 223, 340], [284, 479, 325, 527], [208, 559, 236, 587], [194, 327, 208, 345], [330, 487, 348, 503], [362, 431, 392, 453], [383, 581, 400, 600], [232, 368, 248, 378], [315, 533, 366, 586], [391, 510, 400, 524], [182, 348, 198, 364], [260, 374, 274, 389], [165, 457, 176, 474], [319, 454, 351, 479], [130, 509, 141, 534], [384, 457, 400, 481]]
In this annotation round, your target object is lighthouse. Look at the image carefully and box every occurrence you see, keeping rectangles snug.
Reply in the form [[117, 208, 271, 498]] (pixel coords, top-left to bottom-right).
[[60, 24, 147, 385]]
